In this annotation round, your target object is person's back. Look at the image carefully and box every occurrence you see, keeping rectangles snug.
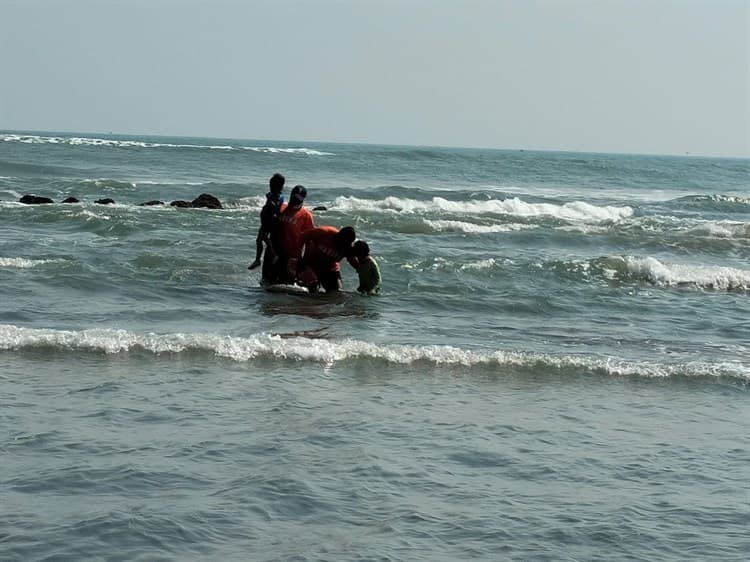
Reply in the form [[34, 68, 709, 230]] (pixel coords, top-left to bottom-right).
[[260, 193, 284, 233], [297, 225, 356, 292]]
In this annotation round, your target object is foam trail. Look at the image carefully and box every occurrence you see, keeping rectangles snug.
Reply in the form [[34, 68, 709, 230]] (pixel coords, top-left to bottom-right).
[[334, 196, 633, 223], [0, 189, 23, 199], [0, 257, 61, 268], [0, 325, 746, 380]]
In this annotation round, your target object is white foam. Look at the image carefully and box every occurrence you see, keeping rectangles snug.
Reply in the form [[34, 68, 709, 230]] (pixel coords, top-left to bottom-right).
[[425, 219, 536, 233], [0, 324, 745, 380], [459, 258, 497, 271], [623, 257, 750, 291], [401, 257, 509, 272], [692, 194, 750, 205], [333, 196, 632, 223], [80, 178, 137, 189], [0, 134, 333, 155], [80, 208, 111, 220], [240, 146, 334, 156], [688, 221, 750, 239], [555, 224, 609, 234], [0, 257, 61, 268]]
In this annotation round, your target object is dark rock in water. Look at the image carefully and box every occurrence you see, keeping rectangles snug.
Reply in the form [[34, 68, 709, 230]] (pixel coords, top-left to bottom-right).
[[139, 200, 164, 206], [95, 198, 115, 205], [20, 195, 54, 204], [61, 197, 80, 203], [312, 206, 327, 211], [190, 193, 222, 209], [170, 194, 222, 209]]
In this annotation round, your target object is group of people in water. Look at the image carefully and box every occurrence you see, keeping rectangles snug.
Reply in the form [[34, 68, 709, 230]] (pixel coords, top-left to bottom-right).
[[249, 173, 381, 294]]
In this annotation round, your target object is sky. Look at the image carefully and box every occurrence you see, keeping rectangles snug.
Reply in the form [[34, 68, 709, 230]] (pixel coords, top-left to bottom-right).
[[1, 0, 748, 157]]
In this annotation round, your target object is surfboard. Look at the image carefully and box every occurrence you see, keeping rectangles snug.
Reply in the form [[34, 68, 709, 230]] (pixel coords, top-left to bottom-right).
[[261, 282, 310, 295]]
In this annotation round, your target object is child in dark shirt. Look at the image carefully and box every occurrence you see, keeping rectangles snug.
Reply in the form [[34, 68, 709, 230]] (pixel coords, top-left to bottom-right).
[[248, 173, 285, 270]]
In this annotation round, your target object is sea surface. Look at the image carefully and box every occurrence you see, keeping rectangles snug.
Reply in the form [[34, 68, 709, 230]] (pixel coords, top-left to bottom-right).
[[1, 131, 748, 561]]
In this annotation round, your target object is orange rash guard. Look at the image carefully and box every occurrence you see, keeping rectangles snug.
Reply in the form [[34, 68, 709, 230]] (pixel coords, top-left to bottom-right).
[[299, 226, 346, 272], [277, 205, 315, 258]]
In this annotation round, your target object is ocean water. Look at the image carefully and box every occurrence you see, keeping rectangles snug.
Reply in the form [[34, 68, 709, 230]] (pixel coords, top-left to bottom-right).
[[1, 131, 748, 561]]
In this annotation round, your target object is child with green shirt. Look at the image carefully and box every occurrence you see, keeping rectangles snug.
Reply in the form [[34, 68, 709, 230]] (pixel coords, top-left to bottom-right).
[[352, 240, 381, 295]]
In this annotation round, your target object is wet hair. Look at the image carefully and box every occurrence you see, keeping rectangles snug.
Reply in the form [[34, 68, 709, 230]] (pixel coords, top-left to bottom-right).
[[290, 184, 307, 199], [338, 226, 356, 245], [353, 240, 370, 257], [269, 173, 285, 194]]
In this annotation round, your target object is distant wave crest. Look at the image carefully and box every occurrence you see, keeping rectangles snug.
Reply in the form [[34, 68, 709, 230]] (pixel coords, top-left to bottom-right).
[[0, 134, 333, 156], [0, 324, 746, 381], [676, 194, 750, 207]]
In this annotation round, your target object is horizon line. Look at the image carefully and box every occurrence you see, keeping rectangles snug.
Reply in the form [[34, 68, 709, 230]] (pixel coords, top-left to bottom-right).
[[2, 128, 748, 161]]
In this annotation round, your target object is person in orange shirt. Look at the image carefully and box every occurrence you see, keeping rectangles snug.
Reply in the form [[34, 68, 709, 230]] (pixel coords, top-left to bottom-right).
[[276, 184, 315, 283], [295, 225, 357, 292]]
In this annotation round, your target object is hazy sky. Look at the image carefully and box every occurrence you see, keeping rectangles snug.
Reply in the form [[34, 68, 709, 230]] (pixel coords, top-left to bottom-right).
[[1, 0, 748, 156]]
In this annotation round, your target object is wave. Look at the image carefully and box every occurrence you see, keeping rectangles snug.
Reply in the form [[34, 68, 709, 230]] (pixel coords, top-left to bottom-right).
[[0, 134, 334, 156], [78, 178, 138, 191], [686, 221, 750, 239], [0, 158, 87, 178], [332, 196, 633, 223], [618, 257, 750, 291], [550, 256, 750, 292], [424, 219, 536, 233], [401, 256, 506, 272], [0, 324, 745, 381], [459, 258, 498, 271], [0, 188, 23, 199], [672, 194, 750, 211], [0, 257, 62, 268]]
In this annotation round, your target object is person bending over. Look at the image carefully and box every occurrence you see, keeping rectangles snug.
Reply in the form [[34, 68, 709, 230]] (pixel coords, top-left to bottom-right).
[[296, 225, 357, 292]]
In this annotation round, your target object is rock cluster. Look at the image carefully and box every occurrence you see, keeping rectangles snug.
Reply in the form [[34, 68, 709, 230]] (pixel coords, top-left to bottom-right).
[[18, 193, 223, 209]]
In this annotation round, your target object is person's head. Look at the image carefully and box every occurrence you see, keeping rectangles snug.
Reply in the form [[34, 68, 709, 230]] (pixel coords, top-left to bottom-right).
[[353, 240, 370, 259], [269, 173, 285, 195], [289, 184, 307, 207], [336, 226, 356, 251]]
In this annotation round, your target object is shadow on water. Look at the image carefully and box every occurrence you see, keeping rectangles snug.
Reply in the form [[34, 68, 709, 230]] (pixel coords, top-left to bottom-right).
[[252, 288, 371, 319]]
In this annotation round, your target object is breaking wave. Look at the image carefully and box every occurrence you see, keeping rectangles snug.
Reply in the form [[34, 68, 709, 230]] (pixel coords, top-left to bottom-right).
[[674, 194, 750, 210], [333, 196, 633, 223], [424, 220, 536, 233], [619, 257, 750, 291], [549, 256, 750, 292], [686, 221, 750, 239], [0, 324, 746, 380]]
